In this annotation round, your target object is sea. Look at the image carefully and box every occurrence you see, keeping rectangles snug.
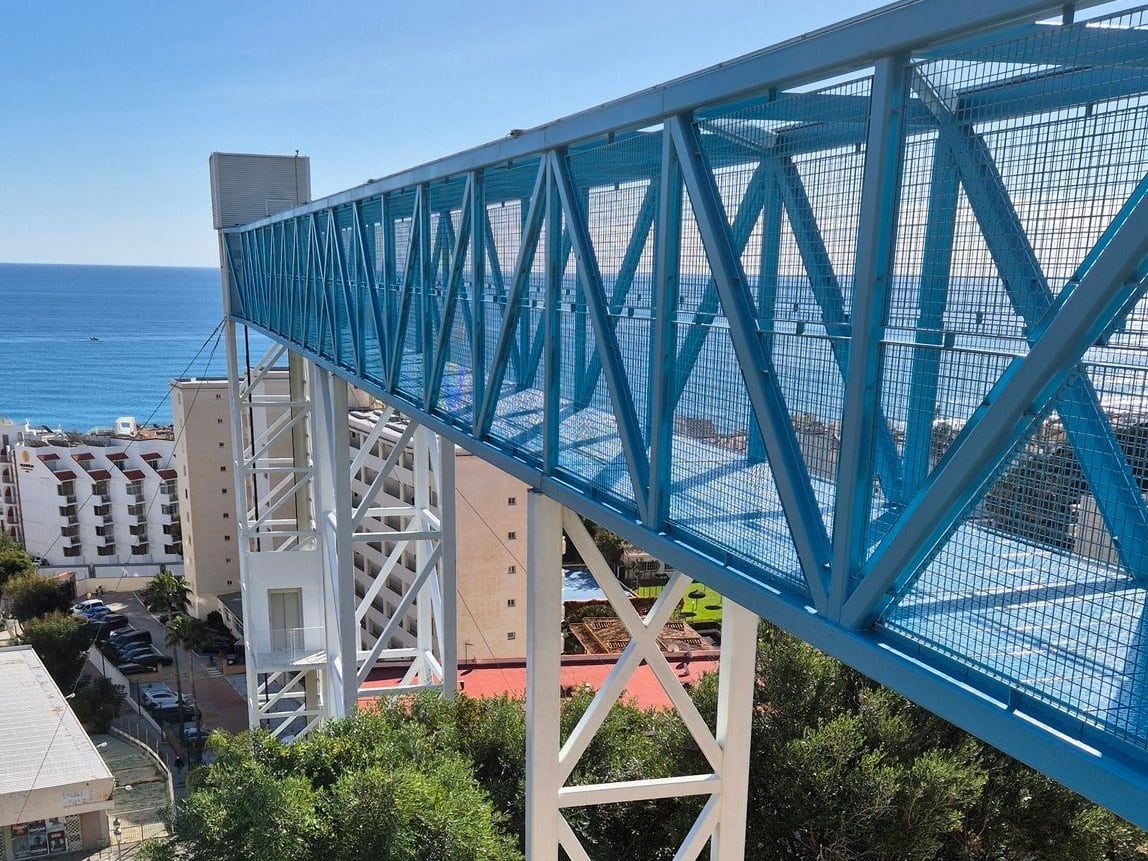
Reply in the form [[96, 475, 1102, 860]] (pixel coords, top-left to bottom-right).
[[0, 263, 238, 432]]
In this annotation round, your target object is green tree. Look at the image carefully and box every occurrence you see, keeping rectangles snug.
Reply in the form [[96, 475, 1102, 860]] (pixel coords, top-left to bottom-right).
[[19, 611, 93, 684], [2, 571, 70, 621], [166, 615, 213, 758], [139, 709, 521, 861], [0, 546, 34, 590], [141, 570, 190, 618], [70, 676, 126, 733]]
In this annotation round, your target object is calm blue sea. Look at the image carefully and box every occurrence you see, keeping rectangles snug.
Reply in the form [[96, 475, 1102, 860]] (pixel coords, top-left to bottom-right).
[[0, 263, 233, 431]]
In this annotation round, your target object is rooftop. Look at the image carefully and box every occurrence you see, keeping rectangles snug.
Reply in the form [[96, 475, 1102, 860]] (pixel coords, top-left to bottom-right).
[[0, 646, 115, 825]]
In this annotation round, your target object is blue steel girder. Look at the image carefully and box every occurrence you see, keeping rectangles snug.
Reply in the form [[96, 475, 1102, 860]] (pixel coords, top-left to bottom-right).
[[551, 150, 652, 521], [831, 57, 910, 622], [219, 0, 1148, 829], [648, 127, 684, 531], [910, 68, 1148, 586], [578, 181, 658, 410], [842, 170, 1148, 627], [476, 162, 548, 439], [669, 113, 833, 609], [427, 176, 474, 413], [901, 138, 960, 497], [768, 151, 907, 505]]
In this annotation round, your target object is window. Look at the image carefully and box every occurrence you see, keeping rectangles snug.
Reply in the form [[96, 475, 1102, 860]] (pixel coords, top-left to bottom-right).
[[215, 393, 222, 400], [222, 512, 230, 519], [507, 496, 517, 506], [184, 489, 189, 499], [507, 598, 516, 608], [220, 466, 226, 472], [224, 535, 231, 542], [217, 418, 224, 424], [218, 442, 225, 448], [507, 531, 517, 540], [226, 558, 232, 565], [221, 488, 228, 494], [507, 565, 516, 575], [507, 631, 516, 640]]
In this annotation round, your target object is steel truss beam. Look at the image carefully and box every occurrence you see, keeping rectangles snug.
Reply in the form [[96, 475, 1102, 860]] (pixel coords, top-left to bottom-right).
[[526, 495, 757, 860], [218, 0, 1148, 830]]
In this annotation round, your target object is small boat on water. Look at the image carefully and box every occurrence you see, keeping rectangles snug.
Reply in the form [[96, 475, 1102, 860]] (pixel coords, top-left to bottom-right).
[[89, 336, 99, 341]]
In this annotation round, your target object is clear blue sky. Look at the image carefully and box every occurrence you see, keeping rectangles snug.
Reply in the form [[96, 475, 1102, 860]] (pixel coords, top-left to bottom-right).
[[2, 0, 880, 267]]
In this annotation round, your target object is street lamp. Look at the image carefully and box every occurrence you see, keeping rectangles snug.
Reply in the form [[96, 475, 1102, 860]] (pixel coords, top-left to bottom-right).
[[112, 817, 122, 860]]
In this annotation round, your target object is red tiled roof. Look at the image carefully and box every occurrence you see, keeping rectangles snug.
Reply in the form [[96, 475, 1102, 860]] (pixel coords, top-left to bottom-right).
[[123, 469, 145, 481], [142, 452, 161, 461], [37, 453, 59, 462], [360, 652, 722, 711], [157, 468, 177, 480], [107, 452, 128, 460], [88, 469, 111, 480], [72, 452, 94, 461], [54, 470, 76, 482]]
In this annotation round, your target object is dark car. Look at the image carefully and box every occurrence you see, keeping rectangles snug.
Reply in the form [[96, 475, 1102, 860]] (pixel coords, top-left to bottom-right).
[[110, 632, 152, 654], [87, 614, 129, 636], [117, 645, 158, 663], [132, 651, 174, 667], [154, 703, 201, 724], [117, 662, 158, 676]]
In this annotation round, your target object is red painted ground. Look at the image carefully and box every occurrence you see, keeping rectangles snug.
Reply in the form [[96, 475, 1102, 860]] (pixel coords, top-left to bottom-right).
[[360, 652, 722, 710]]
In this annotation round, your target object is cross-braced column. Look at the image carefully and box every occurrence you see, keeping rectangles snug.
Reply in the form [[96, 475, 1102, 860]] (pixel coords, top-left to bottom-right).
[[525, 495, 758, 860], [347, 412, 457, 701]]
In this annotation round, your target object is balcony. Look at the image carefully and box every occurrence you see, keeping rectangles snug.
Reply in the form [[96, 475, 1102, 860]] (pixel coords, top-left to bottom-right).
[[127, 503, 146, 517], [96, 545, 116, 557], [62, 546, 82, 559], [253, 626, 327, 670], [130, 543, 149, 556], [129, 523, 148, 538], [164, 542, 182, 556]]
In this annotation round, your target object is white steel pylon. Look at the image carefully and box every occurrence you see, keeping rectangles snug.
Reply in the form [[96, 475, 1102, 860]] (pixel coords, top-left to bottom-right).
[[225, 327, 456, 738], [526, 492, 758, 861]]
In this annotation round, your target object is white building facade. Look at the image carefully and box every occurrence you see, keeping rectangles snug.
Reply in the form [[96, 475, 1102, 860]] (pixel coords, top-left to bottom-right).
[[0, 424, 182, 574]]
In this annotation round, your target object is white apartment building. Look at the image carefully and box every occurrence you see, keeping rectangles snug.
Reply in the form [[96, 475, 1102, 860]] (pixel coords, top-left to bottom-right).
[[172, 377, 527, 660], [170, 378, 243, 617], [0, 422, 182, 572], [0, 419, 29, 545], [348, 409, 527, 660]]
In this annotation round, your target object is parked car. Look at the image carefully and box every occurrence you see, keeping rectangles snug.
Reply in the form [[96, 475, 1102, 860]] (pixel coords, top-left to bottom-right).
[[141, 687, 176, 707], [132, 651, 174, 668], [110, 631, 152, 651], [72, 599, 106, 615], [117, 662, 158, 676], [153, 703, 201, 724], [107, 626, 140, 642], [116, 645, 158, 663], [144, 693, 179, 712], [88, 613, 128, 631]]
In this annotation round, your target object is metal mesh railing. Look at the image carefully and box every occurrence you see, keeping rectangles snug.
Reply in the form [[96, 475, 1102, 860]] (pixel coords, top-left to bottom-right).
[[222, 0, 1148, 790]]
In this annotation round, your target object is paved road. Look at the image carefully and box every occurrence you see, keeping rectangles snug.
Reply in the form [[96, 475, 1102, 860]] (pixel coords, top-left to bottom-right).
[[93, 593, 250, 738]]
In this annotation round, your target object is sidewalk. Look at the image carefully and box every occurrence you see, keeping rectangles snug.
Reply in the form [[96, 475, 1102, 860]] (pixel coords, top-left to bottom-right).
[[72, 734, 170, 860]]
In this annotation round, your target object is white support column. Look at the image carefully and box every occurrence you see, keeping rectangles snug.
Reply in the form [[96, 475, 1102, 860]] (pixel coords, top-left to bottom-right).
[[310, 367, 357, 718], [223, 318, 260, 731], [526, 491, 563, 861], [710, 598, 757, 861], [438, 436, 458, 697], [415, 426, 434, 686]]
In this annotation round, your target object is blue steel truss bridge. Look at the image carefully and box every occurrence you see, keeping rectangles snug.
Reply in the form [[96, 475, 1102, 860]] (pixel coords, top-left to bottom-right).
[[212, 0, 1148, 848]]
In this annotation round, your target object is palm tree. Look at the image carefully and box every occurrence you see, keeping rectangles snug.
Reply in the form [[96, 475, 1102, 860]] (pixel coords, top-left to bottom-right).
[[142, 570, 189, 621], [166, 615, 212, 761]]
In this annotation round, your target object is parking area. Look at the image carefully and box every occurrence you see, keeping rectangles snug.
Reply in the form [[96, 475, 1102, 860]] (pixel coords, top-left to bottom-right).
[[89, 592, 249, 738]]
